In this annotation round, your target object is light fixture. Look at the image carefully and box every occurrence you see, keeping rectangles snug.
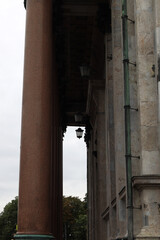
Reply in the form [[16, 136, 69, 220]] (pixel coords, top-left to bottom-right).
[[75, 128, 84, 139], [80, 64, 90, 77], [74, 112, 83, 123]]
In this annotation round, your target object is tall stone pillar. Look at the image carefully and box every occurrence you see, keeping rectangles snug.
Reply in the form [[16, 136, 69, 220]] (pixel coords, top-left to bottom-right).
[[134, 0, 160, 239], [96, 88, 107, 240], [86, 81, 106, 240], [14, 0, 54, 239], [112, 0, 126, 237]]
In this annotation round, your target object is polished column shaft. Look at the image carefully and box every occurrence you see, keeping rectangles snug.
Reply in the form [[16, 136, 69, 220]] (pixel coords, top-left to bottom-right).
[[16, 0, 54, 237]]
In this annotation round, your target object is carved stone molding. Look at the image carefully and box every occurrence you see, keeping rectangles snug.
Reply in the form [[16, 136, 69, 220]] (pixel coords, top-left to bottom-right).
[[132, 175, 160, 190]]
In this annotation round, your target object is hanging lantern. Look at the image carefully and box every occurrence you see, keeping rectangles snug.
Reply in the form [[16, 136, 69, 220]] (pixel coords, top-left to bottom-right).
[[74, 112, 83, 123], [75, 128, 84, 139], [80, 64, 90, 77]]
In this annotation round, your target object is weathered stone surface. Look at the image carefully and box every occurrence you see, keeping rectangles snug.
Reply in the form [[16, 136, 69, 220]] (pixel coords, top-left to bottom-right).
[[140, 101, 157, 126], [135, 0, 153, 12], [136, 56, 156, 102], [141, 151, 160, 174], [141, 126, 158, 151], [136, 32, 154, 56], [135, 12, 154, 35]]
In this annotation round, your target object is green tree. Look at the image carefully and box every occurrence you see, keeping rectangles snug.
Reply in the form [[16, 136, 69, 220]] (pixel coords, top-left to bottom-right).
[[0, 197, 18, 240], [63, 195, 87, 240]]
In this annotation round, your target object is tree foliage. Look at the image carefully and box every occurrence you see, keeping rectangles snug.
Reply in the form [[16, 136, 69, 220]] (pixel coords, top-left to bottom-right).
[[0, 197, 18, 240], [63, 195, 87, 240]]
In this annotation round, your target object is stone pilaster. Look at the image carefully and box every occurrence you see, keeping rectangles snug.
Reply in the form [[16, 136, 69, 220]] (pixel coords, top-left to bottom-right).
[[104, 33, 117, 239], [87, 82, 98, 240], [96, 88, 107, 240], [112, 0, 126, 237], [15, 0, 55, 239], [134, 0, 160, 238], [86, 81, 106, 240]]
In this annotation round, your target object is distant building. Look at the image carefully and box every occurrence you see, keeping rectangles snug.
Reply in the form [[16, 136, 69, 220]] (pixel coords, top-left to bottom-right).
[[14, 1, 160, 240]]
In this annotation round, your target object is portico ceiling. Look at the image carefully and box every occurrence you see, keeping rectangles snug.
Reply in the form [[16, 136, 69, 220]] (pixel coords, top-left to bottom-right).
[[55, 0, 111, 127]]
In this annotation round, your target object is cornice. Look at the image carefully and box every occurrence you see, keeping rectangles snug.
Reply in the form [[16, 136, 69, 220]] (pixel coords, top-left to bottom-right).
[[132, 175, 160, 190]]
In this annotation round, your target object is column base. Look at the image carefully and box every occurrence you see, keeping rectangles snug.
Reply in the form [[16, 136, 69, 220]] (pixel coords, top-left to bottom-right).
[[14, 235, 55, 240]]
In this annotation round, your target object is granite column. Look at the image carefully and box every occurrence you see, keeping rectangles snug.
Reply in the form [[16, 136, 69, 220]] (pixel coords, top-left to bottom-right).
[[15, 0, 55, 239]]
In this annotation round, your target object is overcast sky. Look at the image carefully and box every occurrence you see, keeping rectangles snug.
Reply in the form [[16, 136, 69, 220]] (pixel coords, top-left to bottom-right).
[[0, 0, 86, 213]]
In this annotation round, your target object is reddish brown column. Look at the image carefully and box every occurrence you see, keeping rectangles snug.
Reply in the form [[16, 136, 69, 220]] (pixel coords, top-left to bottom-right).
[[15, 0, 54, 237]]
